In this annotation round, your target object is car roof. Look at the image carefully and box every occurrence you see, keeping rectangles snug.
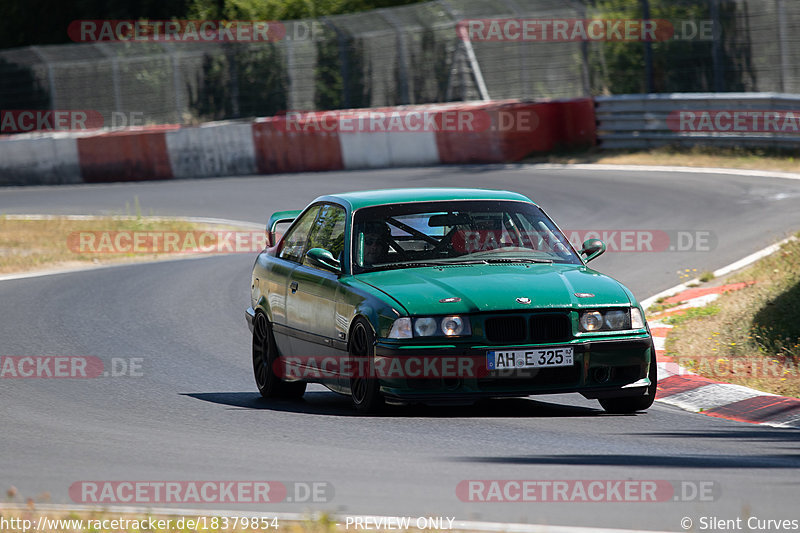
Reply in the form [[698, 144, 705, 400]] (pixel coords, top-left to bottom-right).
[[314, 188, 535, 211]]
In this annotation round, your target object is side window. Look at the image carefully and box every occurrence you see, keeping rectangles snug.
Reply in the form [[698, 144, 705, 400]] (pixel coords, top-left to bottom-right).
[[305, 204, 347, 267], [278, 205, 321, 263]]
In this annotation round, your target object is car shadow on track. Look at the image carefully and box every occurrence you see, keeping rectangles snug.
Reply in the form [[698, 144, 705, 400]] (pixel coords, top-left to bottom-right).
[[182, 391, 605, 418], [451, 452, 800, 469]]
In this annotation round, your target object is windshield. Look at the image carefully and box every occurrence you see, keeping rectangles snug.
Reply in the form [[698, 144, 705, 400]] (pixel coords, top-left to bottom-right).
[[351, 200, 581, 273]]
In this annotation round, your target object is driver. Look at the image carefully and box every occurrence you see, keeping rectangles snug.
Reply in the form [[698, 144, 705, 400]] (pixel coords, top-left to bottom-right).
[[362, 221, 392, 266]]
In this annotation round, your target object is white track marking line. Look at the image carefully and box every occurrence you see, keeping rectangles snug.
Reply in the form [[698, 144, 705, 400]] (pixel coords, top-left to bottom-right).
[[527, 163, 800, 181]]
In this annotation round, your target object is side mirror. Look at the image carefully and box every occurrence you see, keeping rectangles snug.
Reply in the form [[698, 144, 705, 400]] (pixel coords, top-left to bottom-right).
[[266, 210, 302, 247], [580, 238, 606, 263], [306, 248, 341, 273]]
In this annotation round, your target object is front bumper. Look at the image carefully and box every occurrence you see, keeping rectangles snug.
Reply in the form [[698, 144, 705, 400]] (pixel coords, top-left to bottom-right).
[[245, 307, 256, 332], [373, 335, 653, 402]]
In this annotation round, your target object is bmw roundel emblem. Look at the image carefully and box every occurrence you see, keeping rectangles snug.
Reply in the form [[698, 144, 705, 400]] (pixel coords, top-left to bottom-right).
[[516, 297, 532, 304]]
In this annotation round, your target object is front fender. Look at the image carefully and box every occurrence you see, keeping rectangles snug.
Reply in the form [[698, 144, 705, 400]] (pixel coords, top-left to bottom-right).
[[339, 277, 406, 341]]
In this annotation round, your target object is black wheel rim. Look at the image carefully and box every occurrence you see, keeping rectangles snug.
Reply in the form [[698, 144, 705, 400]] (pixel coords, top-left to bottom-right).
[[350, 323, 370, 403], [253, 314, 270, 389]]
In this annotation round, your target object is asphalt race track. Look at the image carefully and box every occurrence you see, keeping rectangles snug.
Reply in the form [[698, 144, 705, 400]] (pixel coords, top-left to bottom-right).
[[2, 165, 800, 531]]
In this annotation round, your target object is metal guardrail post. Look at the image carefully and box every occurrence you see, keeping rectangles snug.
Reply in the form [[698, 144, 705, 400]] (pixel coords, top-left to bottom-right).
[[321, 17, 351, 109], [776, 0, 790, 94], [641, 0, 654, 93], [378, 9, 411, 105], [29, 46, 56, 111], [710, 0, 723, 92], [566, 0, 592, 98], [460, 32, 490, 101], [94, 43, 123, 115], [159, 42, 185, 124], [285, 31, 297, 111], [438, 0, 489, 102]]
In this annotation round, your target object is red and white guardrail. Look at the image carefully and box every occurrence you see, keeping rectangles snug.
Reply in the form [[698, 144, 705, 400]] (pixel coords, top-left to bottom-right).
[[0, 99, 595, 185]]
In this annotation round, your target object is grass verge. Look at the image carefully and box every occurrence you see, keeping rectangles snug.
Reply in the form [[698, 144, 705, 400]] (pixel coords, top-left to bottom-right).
[[0, 215, 257, 275], [664, 234, 800, 397], [525, 145, 800, 173]]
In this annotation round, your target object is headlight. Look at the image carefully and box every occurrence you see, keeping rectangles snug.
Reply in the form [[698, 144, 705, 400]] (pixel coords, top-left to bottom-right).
[[388, 318, 412, 339], [441, 316, 464, 336], [580, 311, 604, 331], [391, 316, 471, 338], [414, 317, 438, 336], [605, 309, 630, 330], [580, 309, 636, 332], [631, 307, 646, 329]]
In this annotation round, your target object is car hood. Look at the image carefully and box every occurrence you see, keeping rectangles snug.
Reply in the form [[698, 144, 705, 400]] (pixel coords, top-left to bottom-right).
[[355, 263, 633, 315]]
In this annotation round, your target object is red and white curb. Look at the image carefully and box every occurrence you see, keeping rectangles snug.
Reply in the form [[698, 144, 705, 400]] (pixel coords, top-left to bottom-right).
[[649, 283, 800, 429]]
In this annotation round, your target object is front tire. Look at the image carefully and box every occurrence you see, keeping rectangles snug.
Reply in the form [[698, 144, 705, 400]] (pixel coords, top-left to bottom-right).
[[252, 313, 306, 399], [348, 318, 385, 413], [599, 344, 658, 414]]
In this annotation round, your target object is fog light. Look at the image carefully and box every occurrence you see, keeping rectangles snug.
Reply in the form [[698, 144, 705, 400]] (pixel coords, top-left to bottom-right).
[[593, 366, 612, 383]]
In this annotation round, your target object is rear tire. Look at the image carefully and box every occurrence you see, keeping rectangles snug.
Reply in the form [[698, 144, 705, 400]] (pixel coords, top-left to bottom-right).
[[252, 313, 306, 399], [599, 343, 657, 414], [348, 318, 385, 413]]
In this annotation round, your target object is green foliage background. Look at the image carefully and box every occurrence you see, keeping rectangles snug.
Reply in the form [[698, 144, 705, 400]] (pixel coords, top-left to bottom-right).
[[0, 0, 424, 49]]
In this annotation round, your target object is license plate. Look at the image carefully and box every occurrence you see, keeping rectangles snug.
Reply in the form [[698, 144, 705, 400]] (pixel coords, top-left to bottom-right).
[[487, 347, 574, 370]]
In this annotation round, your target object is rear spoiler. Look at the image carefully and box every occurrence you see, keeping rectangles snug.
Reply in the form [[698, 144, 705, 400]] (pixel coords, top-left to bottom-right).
[[266, 209, 302, 247]]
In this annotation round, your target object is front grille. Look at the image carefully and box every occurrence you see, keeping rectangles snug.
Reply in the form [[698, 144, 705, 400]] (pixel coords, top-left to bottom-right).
[[485, 316, 527, 343], [529, 314, 572, 342], [483, 313, 573, 344]]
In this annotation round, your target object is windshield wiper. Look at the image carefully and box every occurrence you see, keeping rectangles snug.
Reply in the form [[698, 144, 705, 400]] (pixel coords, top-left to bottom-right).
[[366, 259, 486, 271], [482, 258, 553, 264], [367, 261, 453, 271]]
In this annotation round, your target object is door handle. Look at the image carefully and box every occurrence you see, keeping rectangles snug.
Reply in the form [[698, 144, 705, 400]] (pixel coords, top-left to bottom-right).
[[290, 281, 298, 294]]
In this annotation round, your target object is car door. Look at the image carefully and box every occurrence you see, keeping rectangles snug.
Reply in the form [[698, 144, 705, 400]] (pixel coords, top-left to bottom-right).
[[269, 204, 321, 355], [286, 203, 347, 359]]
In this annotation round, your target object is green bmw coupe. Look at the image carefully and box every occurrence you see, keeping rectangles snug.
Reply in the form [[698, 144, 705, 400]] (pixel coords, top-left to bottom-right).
[[246, 188, 656, 413]]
